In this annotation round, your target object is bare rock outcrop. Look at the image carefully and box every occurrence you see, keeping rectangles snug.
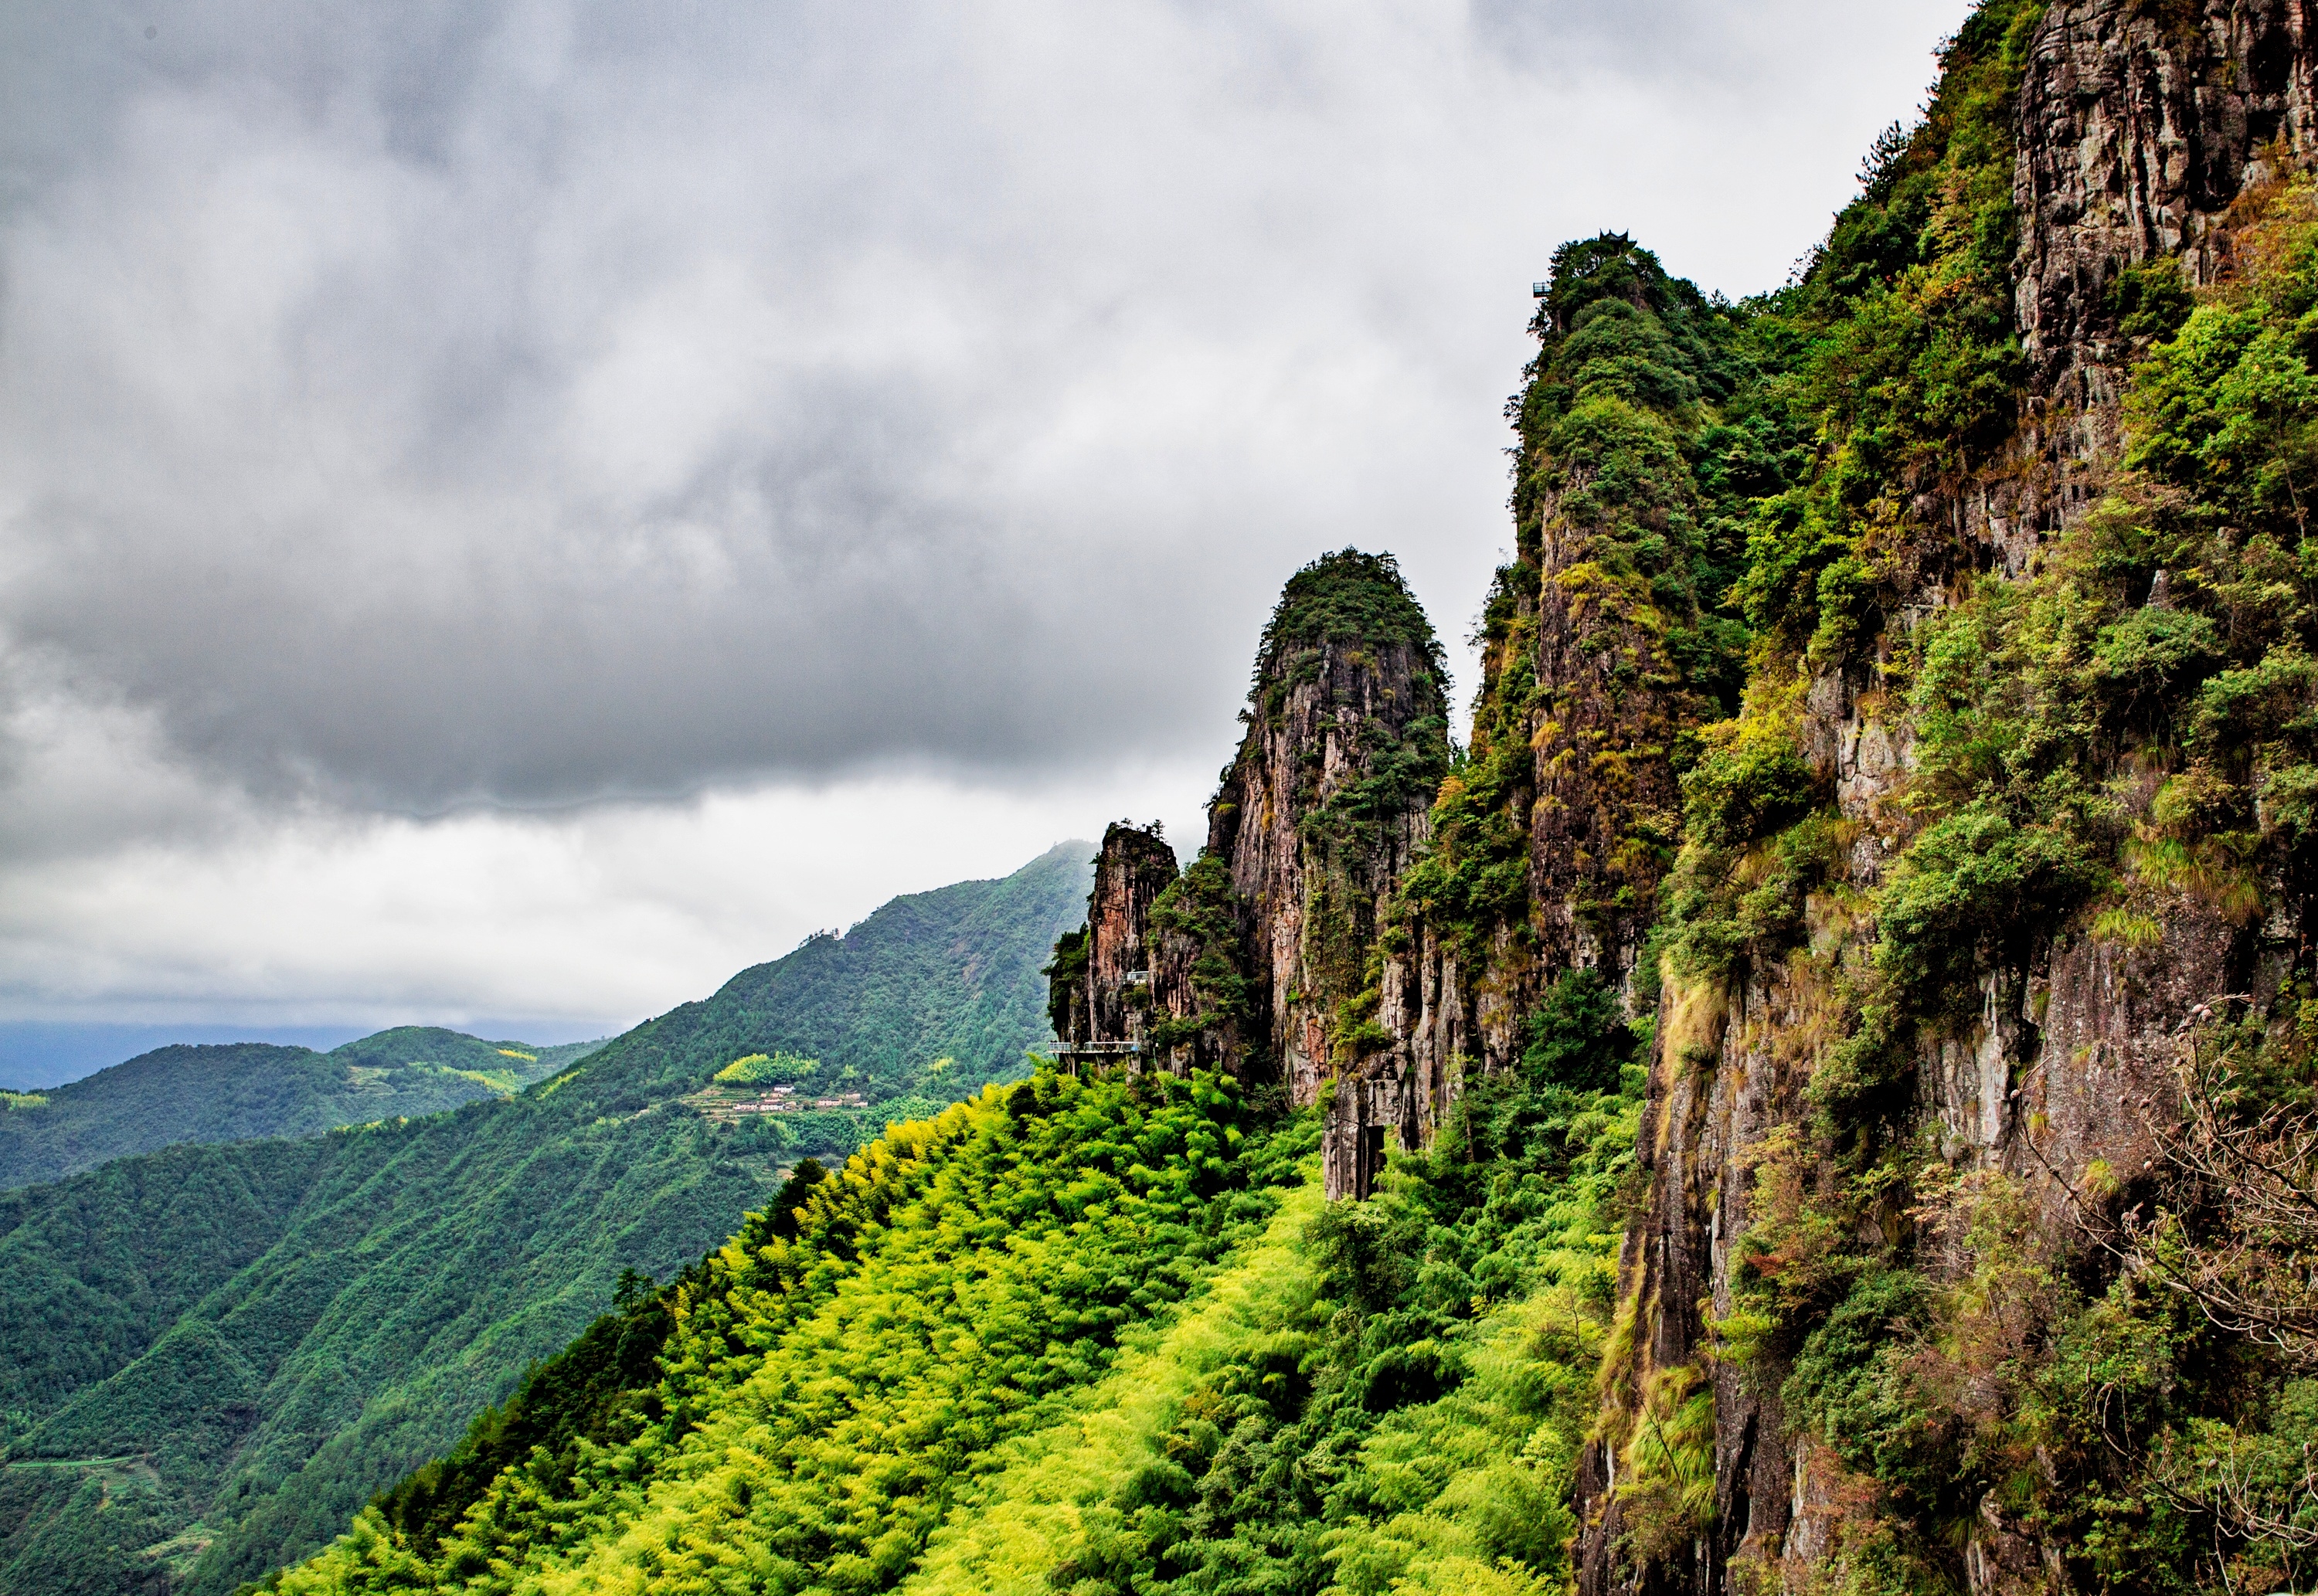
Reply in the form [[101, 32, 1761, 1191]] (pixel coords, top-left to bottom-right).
[[2017, 0, 2318, 433], [1047, 823, 1181, 1057]]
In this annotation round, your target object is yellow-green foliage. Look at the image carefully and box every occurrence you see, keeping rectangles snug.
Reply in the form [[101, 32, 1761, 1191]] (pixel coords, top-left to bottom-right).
[[899, 1186, 1324, 1596], [903, 1074, 1633, 1596], [1614, 1365, 1715, 1567], [440, 1067, 528, 1095], [271, 1069, 1300, 1596], [0, 1090, 48, 1111], [1320, 1281, 1603, 1596], [271, 990, 1641, 1596], [713, 1051, 817, 1085], [2090, 905, 2164, 949]]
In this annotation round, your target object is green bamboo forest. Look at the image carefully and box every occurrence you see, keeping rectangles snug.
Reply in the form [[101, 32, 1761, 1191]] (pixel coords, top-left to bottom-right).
[[20, 2, 2318, 1594]]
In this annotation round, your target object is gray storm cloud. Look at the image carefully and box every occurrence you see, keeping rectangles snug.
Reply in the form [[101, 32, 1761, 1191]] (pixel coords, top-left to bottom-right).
[[0, 0, 1966, 814]]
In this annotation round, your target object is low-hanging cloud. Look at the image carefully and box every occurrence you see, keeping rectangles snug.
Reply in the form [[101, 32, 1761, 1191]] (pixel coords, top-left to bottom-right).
[[0, 0, 1966, 816]]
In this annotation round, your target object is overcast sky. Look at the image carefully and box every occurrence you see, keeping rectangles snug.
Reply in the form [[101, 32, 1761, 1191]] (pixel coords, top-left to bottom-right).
[[0, 0, 1969, 1055]]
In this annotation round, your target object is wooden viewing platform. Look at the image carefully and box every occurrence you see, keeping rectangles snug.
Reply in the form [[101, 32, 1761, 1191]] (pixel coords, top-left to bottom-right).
[[1051, 1041, 1140, 1075]]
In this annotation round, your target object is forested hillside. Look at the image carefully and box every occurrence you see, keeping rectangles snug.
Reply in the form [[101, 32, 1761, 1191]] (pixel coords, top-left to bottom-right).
[[645, 839, 1103, 1104], [269, 1009, 1640, 1596], [0, 843, 1090, 1596], [0, 1029, 602, 1191]]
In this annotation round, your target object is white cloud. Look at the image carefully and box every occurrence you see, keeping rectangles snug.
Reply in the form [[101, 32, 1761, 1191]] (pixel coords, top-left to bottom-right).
[[0, 756, 1210, 1035]]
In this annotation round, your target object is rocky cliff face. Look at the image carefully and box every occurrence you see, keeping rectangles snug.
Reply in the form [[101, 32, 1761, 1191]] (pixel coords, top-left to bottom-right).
[[1047, 823, 1181, 1056], [1207, 607, 1445, 1108], [1574, 5, 2318, 1594], [2017, 0, 2318, 429], [1045, 552, 1449, 1195], [1335, 234, 1746, 1213]]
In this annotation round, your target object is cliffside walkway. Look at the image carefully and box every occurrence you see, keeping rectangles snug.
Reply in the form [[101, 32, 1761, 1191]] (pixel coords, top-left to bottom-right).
[[1051, 1041, 1140, 1076]]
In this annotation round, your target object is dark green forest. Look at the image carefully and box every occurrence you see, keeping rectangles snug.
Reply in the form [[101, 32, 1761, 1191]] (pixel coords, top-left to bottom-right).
[[0, 1030, 603, 1192], [0, 843, 1089, 1596]]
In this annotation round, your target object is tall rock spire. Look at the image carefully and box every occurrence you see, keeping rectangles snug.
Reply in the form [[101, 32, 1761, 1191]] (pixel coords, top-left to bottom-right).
[[1041, 548, 1450, 1197], [1205, 549, 1450, 1110], [1045, 823, 1180, 1060]]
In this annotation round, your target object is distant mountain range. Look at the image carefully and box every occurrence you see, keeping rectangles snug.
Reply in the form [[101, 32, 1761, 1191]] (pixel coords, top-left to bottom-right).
[[0, 840, 1093, 1596], [0, 1024, 454, 1093], [0, 1028, 605, 1190]]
